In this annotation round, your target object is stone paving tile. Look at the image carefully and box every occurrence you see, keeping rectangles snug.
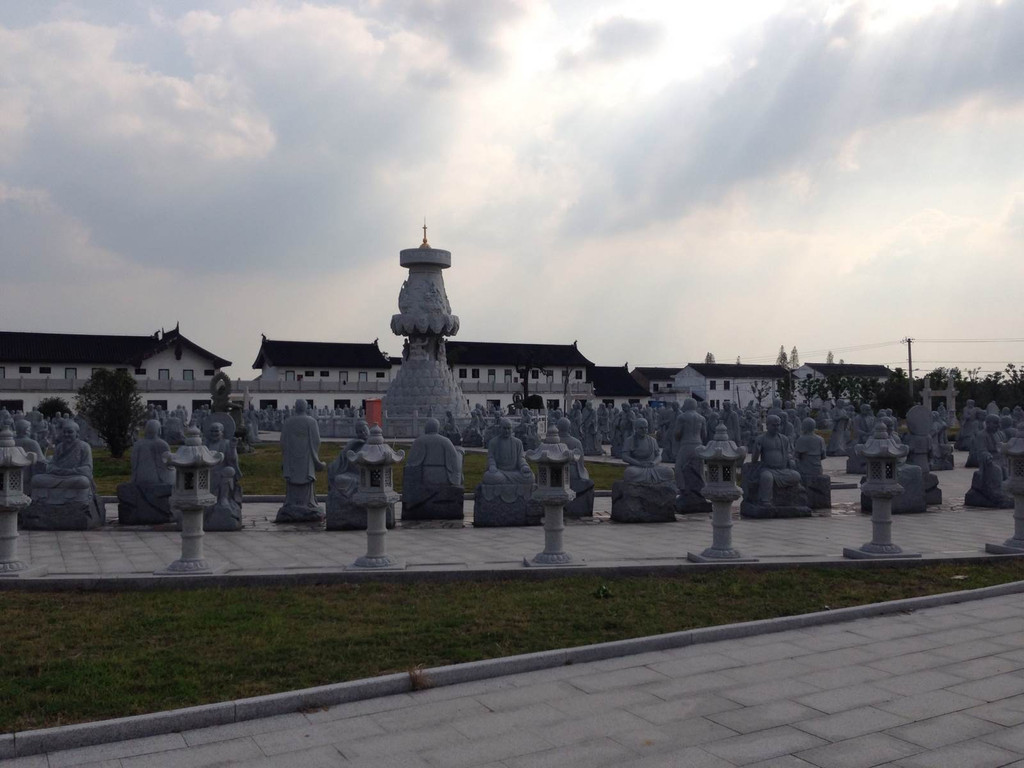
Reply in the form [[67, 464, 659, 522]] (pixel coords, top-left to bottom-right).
[[501, 737, 633, 768], [472, 682, 582, 712], [873, 670, 969, 697], [795, 732, 922, 768], [647, 653, 744, 678], [47, 734, 187, 768], [702, 725, 828, 766], [615, 747, 737, 767], [708, 701, 823, 734], [221, 744, 347, 768], [545, 687, 660, 717], [532, 709, 651, 747], [374, 696, 491, 733], [980, 721, 1024, 753], [745, 758, 820, 768], [797, 665, 892, 691], [721, 679, 824, 707], [642, 672, 739, 700], [794, 706, 910, 742], [947, 673, 1024, 703], [452, 702, 567, 741], [608, 716, 739, 753], [890, 738, 1022, 768], [875, 690, 985, 720], [181, 713, 309, 747], [931, 639, 1015, 662], [940, 656, 1024, 681], [419, 730, 552, 768], [566, 665, 670, 694], [627, 694, 742, 725], [886, 711, 1003, 749], [118, 737, 263, 768], [252, 716, 385, 756], [796, 684, 897, 715], [340, 724, 468, 758], [721, 659, 815, 685]]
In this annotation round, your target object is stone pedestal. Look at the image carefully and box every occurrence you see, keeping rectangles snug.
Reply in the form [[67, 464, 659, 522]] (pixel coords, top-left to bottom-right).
[[157, 503, 222, 575], [116, 482, 173, 525], [0, 508, 47, 578], [351, 504, 404, 569], [327, 494, 396, 530], [845, 452, 867, 475], [688, 499, 757, 563], [860, 465, 936, 514], [472, 484, 540, 527], [401, 465, 464, 521], [610, 480, 677, 523], [844, 493, 920, 560], [20, 494, 105, 530], [275, 501, 324, 524], [565, 481, 594, 519], [675, 489, 712, 516], [802, 475, 832, 510], [739, 462, 811, 519]]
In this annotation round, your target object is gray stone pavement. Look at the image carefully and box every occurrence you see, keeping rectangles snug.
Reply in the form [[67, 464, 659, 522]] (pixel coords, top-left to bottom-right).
[[11, 589, 1024, 767], [12, 458, 1019, 577]]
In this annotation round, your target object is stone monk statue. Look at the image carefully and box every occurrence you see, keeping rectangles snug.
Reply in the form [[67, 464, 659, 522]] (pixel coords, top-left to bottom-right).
[[32, 421, 95, 494], [277, 399, 327, 522], [402, 417, 464, 520], [474, 418, 536, 526], [482, 418, 534, 486], [23, 420, 106, 529], [749, 414, 803, 505]]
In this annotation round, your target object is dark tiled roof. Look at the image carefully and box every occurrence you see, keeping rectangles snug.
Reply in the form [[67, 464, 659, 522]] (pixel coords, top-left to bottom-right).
[[632, 366, 682, 381], [802, 363, 893, 378], [253, 338, 391, 369], [0, 328, 230, 368], [592, 365, 650, 397], [445, 341, 593, 368], [685, 363, 789, 379]]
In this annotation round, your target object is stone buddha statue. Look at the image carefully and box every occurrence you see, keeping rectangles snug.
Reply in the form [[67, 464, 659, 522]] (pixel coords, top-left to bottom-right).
[[741, 414, 810, 518], [117, 419, 176, 525], [474, 418, 537, 526], [22, 420, 106, 529], [611, 417, 678, 522], [403, 417, 465, 521]]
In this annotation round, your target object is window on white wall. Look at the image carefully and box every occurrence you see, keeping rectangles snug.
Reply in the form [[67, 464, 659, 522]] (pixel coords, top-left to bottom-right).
[[65, 368, 77, 379], [158, 369, 170, 380], [183, 370, 194, 381]]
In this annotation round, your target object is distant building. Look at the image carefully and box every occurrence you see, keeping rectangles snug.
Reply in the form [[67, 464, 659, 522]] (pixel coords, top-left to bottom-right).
[[591, 365, 651, 406], [630, 366, 683, 398], [0, 326, 231, 413], [673, 363, 789, 408], [793, 363, 893, 383]]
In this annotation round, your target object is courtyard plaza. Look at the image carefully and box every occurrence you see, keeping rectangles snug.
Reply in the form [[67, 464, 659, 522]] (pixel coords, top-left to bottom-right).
[[12, 456, 1018, 577]]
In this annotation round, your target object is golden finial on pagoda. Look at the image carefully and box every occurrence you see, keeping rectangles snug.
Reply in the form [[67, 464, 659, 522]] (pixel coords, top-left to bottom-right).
[[420, 218, 430, 248]]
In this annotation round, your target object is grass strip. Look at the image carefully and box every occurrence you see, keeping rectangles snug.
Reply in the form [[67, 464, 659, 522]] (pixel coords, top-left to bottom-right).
[[93, 444, 626, 495], [2, 560, 1023, 732]]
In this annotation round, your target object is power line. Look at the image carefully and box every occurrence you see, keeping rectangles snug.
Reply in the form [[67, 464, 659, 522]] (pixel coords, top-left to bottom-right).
[[916, 338, 1024, 343]]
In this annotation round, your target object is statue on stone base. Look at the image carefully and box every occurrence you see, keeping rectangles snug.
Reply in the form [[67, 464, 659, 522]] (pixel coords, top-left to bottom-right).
[[117, 419, 175, 525], [845, 404, 874, 473], [794, 417, 831, 510], [402, 418, 464, 521], [556, 417, 595, 518], [197, 421, 243, 531], [828, 400, 851, 456], [674, 398, 711, 515], [473, 418, 537, 526], [327, 420, 396, 529], [579, 401, 602, 456], [964, 414, 1013, 508], [741, 414, 811, 519], [611, 418, 677, 523], [276, 399, 326, 523], [903, 405, 942, 506], [21, 421, 106, 530], [13, 419, 45, 497]]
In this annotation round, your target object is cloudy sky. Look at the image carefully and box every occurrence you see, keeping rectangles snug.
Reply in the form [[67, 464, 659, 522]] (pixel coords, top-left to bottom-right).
[[2, 0, 1022, 378]]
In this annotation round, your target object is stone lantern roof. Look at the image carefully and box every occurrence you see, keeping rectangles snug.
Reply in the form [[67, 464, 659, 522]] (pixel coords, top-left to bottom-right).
[[696, 424, 747, 463], [347, 426, 405, 466], [856, 422, 909, 460], [0, 428, 36, 470], [526, 427, 580, 465], [164, 427, 223, 470]]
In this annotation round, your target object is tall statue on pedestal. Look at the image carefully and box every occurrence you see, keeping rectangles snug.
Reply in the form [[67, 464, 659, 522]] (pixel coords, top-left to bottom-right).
[[383, 226, 469, 419]]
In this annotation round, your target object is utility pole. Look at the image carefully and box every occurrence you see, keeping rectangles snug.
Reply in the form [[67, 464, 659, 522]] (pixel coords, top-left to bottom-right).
[[901, 337, 914, 402]]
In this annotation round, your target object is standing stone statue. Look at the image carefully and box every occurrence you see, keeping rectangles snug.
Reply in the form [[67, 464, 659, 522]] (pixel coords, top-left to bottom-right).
[[611, 418, 677, 523], [402, 418, 464, 521], [674, 398, 711, 514], [794, 417, 831, 510], [200, 421, 244, 531], [721, 401, 741, 445], [13, 419, 45, 497], [741, 414, 810, 518], [828, 400, 851, 456], [903, 405, 942, 506], [473, 418, 537, 526], [556, 417, 595, 518], [117, 419, 175, 525], [846, 404, 875, 474], [21, 420, 106, 530], [327, 420, 396, 530], [277, 399, 327, 523], [956, 400, 979, 451], [579, 400, 602, 456]]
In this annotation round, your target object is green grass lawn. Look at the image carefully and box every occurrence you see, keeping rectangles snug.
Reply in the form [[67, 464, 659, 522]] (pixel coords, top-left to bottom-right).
[[2, 561, 1023, 732], [92, 444, 626, 495]]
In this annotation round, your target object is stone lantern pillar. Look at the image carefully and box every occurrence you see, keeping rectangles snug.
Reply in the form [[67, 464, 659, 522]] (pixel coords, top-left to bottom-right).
[[985, 435, 1024, 554], [157, 427, 224, 575], [524, 427, 583, 567], [688, 424, 755, 563], [844, 422, 920, 559], [349, 426, 406, 569], [0, 428, 46, 577]]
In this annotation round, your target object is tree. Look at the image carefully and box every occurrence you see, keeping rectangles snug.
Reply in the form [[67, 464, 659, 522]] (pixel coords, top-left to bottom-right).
[[789, 347, 800, 370], [826, 350, 834, 364], [750, 379, 773, 406], [75, 369, 145, 458], [704, 352, 716, 364], [775, 346, 788, 368], [37, 396, 72, 419]]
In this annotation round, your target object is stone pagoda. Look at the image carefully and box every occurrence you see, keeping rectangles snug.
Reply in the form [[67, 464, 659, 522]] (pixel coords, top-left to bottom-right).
[[383, 226, 469, 418]]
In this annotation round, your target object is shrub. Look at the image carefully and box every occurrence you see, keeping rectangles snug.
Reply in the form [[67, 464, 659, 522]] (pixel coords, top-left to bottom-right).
[[75, 370, 145, 458], [36, 397, 72, 419]]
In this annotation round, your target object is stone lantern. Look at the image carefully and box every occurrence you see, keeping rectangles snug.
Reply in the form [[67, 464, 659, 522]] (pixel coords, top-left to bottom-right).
[[349, 426, 406, 569], [156, 426, 224, 575], [986, 435, 1024, 554], [688, 424, 755, 563], [844, 422, 920, 560], [0, 428, 46, 577], [524, 427, 582, 567]]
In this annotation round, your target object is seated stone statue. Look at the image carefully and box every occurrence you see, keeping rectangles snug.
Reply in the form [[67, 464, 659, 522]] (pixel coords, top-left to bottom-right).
[[474, 418, 537, 526], [199, 421, 244, 531], [22, 420, 106, 530], [794, 417, 831, 510], [514, 410, 540, 450], [611, 418, 677, 523], [277, 399, 327, 523], [441, 410, 462, 446], [930, 410, 954, 470], [117, 419, 175, 525], [902, 405, 942, 506], [402, 418, 465, 521], [327, 420, 395, 530], [556, 417, 595, 518], [741, 414, 810, 518], [965, 414, 1013, 508]]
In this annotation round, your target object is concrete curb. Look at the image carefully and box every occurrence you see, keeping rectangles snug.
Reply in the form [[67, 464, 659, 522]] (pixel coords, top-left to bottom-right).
[[7, 577, 1024, 759]]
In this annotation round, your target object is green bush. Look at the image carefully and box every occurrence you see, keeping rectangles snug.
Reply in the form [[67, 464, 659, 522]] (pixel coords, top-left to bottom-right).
[[75, 370, 145, 458]]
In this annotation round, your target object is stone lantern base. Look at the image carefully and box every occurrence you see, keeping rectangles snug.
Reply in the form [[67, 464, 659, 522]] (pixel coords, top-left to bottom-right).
[[842, 545, 921, 560]]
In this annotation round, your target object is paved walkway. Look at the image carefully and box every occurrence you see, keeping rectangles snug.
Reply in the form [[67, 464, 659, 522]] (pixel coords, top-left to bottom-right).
[[13, 458, 1016, 578], [9, 590, 1024, 767]]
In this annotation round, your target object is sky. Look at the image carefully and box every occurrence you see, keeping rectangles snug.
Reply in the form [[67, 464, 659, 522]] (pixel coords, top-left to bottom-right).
[[2, 0, 1022, 379]]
